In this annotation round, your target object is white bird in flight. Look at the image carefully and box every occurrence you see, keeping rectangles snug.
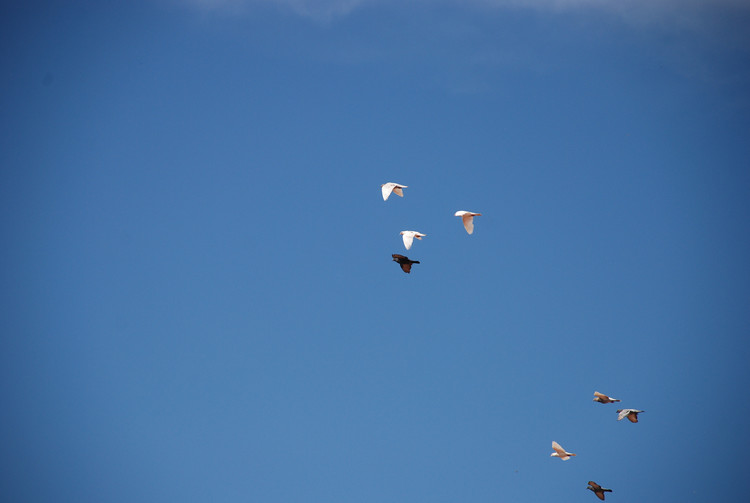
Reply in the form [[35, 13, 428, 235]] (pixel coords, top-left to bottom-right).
[[550, 441, 576, 461], [454, 211, 482, 234], [381, 182, 407, 201], [400, 230, 426, 250], [617, 409, 644, 423], [593, 391, 621, 404]]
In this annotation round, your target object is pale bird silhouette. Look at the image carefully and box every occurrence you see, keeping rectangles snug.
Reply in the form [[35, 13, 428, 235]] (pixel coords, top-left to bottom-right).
[[550, 441, 576, 461], [400, 230, 426, 250], [454, 211, 482, 234], [617, 409, 644, 423], [381, 182, 407, 201], [593, 391, 621, 404], [587, 481, 612, 500], [392, 254, 420, 274]]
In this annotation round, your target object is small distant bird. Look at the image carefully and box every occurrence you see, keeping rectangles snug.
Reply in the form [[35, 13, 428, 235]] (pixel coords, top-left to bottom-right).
[[392, 254, 420, 274], [587, 481, 613, 500], [550, 441, 576, 461], [381, 182, 407, 201], [617, 409, 644, 423], [454, 211, 482, 234], [400, 230, 426, 250], [593, 391, 621, 404]]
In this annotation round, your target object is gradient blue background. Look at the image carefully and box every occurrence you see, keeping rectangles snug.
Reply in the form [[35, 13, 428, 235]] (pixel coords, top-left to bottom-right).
[[2, 1, 749, 501]]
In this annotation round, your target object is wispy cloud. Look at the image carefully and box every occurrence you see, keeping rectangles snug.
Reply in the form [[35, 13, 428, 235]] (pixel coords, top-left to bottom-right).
[[179, 0, 368, 21], [178, 0, 750, 22]]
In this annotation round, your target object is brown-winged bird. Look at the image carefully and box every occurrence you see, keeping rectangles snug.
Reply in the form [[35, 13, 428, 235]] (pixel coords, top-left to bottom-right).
[[550, 441, 576, 461], [454, 210, 482, 234], [392, 254, 420, 274], [587, 481, 612, 500], [381, 182, 407, 201], [617, 408, 644, 423], [593, 391, 621, 404]]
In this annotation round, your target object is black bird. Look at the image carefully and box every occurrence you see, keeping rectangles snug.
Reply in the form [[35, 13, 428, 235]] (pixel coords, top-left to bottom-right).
[[392, 254, 420, 273], [587, 481, 613, 500]]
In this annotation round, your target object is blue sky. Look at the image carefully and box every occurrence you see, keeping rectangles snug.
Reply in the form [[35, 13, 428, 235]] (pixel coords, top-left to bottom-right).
[[2, 1, 749, 501]]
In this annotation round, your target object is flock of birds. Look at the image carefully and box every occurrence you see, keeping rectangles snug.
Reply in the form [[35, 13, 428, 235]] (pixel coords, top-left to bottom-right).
[[381, 182, 481, 274], [382, 182, 645, 500], [549, 391, 645, 500]]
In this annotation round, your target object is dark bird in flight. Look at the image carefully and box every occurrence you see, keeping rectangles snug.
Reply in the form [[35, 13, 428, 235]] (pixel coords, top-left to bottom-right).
[[593, 391, 621, 404], [392, 254, 420, 273], [587, 481, 613, 500], [617, 408, 644, 423]]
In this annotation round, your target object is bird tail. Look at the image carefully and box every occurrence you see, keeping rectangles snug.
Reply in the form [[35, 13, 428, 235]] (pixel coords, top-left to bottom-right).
[[413, 260, 420, 264], [603, 489, 612, 493]]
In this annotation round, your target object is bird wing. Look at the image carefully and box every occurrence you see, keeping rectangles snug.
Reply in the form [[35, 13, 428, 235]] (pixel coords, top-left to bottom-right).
[[628, 412, 639, 423], [552, 441, 566, 457], [588, 482, 602, 491], [593, 391, 606, 399], [461, 214, 475, 234], [401, 262, 412, 273], [595, 490, 605, 500], [392, 186, 404, 197], [617, 409, 629, 421], [414, 232, 424, 240], [402, 232, 414, 250], [381, 183, 394, 200]]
